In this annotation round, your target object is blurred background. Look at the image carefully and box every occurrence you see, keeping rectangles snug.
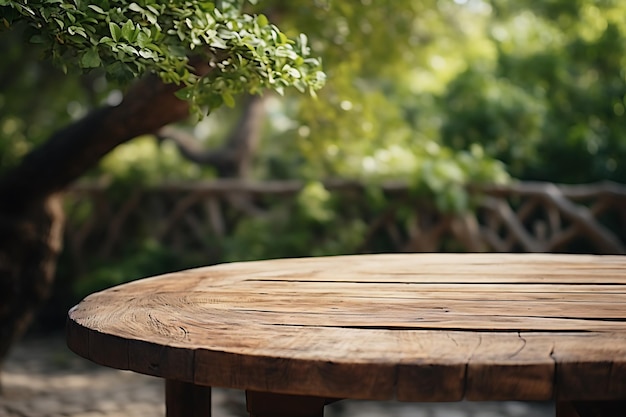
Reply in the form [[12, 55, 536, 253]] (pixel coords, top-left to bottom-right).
[[4, 0, 626, 328], [1, 0, 625, 416]]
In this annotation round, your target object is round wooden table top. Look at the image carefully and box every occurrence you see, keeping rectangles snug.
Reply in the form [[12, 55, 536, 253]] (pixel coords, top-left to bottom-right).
[[66, 253, 626, 402]]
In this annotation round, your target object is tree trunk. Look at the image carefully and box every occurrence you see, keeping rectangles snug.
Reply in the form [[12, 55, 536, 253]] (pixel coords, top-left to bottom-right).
[[0, 73, 197, 386], [0, 194, 64, 387]]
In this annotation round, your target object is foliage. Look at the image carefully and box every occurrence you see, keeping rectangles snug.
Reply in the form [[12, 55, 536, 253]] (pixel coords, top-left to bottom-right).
[[252, 0, 626, 185], [247, 0, 510, 212], [222, 182, 369, 261], [440, 0, 626, 182], [0, 0, 324, 115], [0, 27, 89, 170]]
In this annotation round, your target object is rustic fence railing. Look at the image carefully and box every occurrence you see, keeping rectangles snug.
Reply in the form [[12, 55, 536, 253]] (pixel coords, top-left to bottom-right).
[[62, 180, 626, 277]]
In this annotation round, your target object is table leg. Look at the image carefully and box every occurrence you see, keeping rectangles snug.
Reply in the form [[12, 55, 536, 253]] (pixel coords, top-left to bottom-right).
[[557, 401, 626, 417], [165, 380, 212, 417], [246, 390, 326, 417], [557, 401, 581, 417]]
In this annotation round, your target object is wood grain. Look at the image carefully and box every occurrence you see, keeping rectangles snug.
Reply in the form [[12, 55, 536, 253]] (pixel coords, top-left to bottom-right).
[[66, 253, 626, 402]]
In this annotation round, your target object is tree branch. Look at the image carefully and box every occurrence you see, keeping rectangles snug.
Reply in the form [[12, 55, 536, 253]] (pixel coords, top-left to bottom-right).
[[157, 94, 266, 178], [0, 75, 192, 211]]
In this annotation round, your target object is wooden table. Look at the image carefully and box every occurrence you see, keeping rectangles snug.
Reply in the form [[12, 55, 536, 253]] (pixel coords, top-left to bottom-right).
[[66, 253, 626, 417]]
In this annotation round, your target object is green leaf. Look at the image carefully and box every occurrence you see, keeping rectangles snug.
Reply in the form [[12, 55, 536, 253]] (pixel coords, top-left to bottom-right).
[[68, 26, 88, 38], [98, 36, 113, 45], [80, 47, 101, 68], [299, 33, 309, 55], [128, 3, 143, 13], [256, 14, 268, 27], [144, 11, 158, 25], [117, 43, 139, 56], [87, 5, 106, 14], [174, 85, 194, 100], [146, 5, 159, 16], [16, 3, 35, 16], [209, 36, 227, 49], [136, 30, 150, 47], [109, 22, 121, 42], [121, 20, 136, 42], [221, 91, 235, 107], [283, 64, 301, 79], [138, 49, 157, 59]]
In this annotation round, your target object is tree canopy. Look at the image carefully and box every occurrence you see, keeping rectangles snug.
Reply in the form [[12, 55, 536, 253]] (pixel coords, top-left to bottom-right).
[[1, 0, 324, 104], [4, 0, 626, 189]]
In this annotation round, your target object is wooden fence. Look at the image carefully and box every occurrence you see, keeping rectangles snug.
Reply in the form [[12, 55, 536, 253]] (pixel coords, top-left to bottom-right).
[[62, 180, 626, 276]]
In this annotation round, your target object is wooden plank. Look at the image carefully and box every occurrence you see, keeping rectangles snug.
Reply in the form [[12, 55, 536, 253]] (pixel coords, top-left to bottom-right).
[[174, 291, 626, 321], [124, 310, 624, 333], [465, 333, 555, 400], [178, 287, 626, 303], [88, 330, 128, 370], [397, 363, 466, 402], [65, 312, 90, 360], [128, 339, 195, 383], [396, 331, 478, 401], [556, 360, 626, 401], [195, 348, 396, 401], [552, 333, 626, 401], [397, 332, 558, 402], [232, 272, 626, 283], [202, 253, 626, 284], [227, 282, 626, 295]]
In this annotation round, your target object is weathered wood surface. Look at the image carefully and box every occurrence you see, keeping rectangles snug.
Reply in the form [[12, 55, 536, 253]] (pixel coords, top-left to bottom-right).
[[66, 253, 626, 402]]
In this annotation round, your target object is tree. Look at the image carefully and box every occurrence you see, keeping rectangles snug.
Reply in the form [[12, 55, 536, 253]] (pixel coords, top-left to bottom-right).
[[440, 0, 626, 183], [0, 0, 324, 380], [252, 0, 626, 186]]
